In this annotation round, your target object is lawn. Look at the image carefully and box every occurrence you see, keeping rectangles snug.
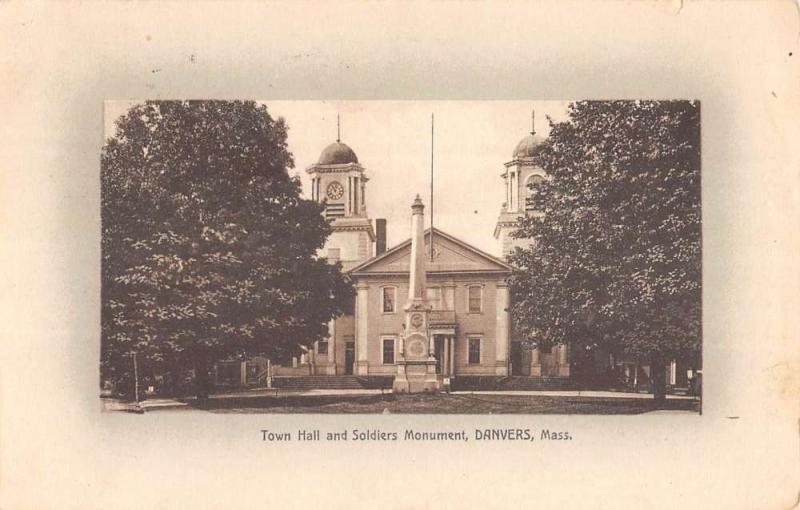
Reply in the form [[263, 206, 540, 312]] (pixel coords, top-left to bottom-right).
[[187, 393, 700, 414]]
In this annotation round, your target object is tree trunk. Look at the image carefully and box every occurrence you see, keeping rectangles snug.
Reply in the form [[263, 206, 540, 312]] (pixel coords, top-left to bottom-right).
[[650, 357, 667, 405]]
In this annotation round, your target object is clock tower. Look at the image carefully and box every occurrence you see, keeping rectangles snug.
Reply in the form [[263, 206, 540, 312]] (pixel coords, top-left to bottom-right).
[[307, 130, 376, 271]]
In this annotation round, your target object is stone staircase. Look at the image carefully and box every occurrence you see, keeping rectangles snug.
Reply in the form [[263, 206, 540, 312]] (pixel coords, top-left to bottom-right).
[[272, 376, 392, 391]]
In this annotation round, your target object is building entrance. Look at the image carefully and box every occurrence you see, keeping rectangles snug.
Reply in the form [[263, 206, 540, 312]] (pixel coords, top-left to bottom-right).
[[344, 342, 355, 375], [433, 336, 444, 374], [510, 342, 524, 375]]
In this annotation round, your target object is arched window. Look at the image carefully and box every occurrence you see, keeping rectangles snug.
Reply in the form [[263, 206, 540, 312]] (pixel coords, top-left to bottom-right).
[[525, 174, 545, 212]]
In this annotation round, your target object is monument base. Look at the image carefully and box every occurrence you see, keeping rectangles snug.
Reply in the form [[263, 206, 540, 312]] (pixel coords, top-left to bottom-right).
[[393, 359, 439, 393]]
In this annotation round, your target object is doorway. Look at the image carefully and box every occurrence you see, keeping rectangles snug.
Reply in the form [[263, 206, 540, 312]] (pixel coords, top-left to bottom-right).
[[510, 343, 523, 375], [344, 342, 355, 375], [433, 336, 444, 374]]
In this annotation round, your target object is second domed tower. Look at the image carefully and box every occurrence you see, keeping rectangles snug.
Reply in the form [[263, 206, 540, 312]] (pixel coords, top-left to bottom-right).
[[494, 112, 548, 258]]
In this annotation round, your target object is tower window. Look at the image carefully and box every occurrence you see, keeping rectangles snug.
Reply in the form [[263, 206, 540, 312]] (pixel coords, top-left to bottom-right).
[[325, 203, 345, 218], [525, 174, 545, 212]]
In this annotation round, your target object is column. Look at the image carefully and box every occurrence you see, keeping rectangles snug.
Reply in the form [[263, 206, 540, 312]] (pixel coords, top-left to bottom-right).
[[509, 171, 515, 211], [557, 343, 570, 377], [514, 171, 520, 212], [356, 282, 369, 375], [326, 319, 337, 375], [449, 336, 455, 376], [354, 176, 359, 214], [441, 336, 447, 376], [506, 173, 510, 208], [530, 347, 542, 376], [495, 282, 510, 376]]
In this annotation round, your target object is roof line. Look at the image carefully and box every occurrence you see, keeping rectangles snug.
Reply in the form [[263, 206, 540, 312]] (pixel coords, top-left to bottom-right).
[[347, 227, 514, 274]]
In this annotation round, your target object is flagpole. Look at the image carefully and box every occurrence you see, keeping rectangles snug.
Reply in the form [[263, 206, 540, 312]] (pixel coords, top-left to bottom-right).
[[430, 113, 434, 261]]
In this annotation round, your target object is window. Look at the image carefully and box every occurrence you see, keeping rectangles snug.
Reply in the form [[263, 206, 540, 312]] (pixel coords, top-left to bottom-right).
[[426, 287, 441, 309], [468, 337, 481, 364], [317, 341, 328, 355], [382, 337, 395, 364], [382, 287, 396, 313], [468, 286, 482, 313], [525, 174, 544, 212]]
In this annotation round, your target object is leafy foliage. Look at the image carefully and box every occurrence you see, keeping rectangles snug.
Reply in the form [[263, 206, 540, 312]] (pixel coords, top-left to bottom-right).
[[508, 101, 701, 396], [101, 101, 353, 396]]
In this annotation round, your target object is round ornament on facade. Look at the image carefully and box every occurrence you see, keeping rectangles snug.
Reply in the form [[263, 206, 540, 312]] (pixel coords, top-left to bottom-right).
[[407, 338, 425, 357]]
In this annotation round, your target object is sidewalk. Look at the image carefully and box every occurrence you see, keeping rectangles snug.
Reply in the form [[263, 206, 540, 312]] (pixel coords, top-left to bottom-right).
[[101, 397, 190, 413], [102, 387, 697, 412], [455, 390, 697, 400]]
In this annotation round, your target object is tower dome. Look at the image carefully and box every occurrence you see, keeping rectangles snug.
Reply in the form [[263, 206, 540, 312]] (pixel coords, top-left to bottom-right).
[[512, 133, 545, 159], [318, 141, 359, 165]]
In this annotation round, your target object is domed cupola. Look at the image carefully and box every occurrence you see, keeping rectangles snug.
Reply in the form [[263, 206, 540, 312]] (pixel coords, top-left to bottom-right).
[[513, 133, 545, 160], [318, 141, 359, 165], [512, 109, 545, 160]]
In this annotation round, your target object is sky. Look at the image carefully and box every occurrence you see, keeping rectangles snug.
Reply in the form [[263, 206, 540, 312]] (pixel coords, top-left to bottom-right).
[[104, 100, 571, 255]]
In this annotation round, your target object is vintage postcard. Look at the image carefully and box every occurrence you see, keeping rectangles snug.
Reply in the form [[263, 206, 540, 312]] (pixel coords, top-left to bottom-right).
[[100, 99, 702, 416], [1, 2, 798, 509]]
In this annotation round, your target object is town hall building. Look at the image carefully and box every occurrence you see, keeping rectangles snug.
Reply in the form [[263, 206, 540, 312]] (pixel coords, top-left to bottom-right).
[[286, 122, 571, 389]]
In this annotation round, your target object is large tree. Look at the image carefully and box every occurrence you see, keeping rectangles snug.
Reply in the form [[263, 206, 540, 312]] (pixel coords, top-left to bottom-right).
[[508, 100, 701, 402], [101, 100, 353, 399]]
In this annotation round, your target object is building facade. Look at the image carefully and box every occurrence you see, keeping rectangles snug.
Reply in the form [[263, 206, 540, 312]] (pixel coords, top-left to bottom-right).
[[295, 125, 571, 386]]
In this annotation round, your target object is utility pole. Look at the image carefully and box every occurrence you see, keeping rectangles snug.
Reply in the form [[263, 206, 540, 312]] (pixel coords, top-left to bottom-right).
[[430, 113, 434, 261]]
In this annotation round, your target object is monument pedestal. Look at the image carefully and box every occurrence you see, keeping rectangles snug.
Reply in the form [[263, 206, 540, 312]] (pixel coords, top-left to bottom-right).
[[393, 359, 438, 393]]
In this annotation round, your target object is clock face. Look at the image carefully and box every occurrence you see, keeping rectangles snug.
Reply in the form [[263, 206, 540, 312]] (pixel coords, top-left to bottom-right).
[[410, 313, 424, 328], [326, 181, 344, 200]]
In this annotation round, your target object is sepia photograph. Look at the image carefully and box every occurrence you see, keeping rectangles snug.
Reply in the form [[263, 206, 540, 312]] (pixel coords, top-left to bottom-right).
[[3, 2, 798, 508], [101, 100, 702, 414]]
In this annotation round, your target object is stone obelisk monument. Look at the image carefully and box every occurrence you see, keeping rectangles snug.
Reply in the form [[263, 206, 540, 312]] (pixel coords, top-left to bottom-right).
[[393, 195, 439, 393]]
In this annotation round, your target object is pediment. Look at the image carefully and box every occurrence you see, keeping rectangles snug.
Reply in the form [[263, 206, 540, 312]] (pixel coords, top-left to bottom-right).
[[349, 228, 512, 275]]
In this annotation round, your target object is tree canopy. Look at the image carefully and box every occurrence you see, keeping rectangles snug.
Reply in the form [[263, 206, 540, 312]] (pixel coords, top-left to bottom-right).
[[101, 100, 353, 396], [508, 100, 701, 399]]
